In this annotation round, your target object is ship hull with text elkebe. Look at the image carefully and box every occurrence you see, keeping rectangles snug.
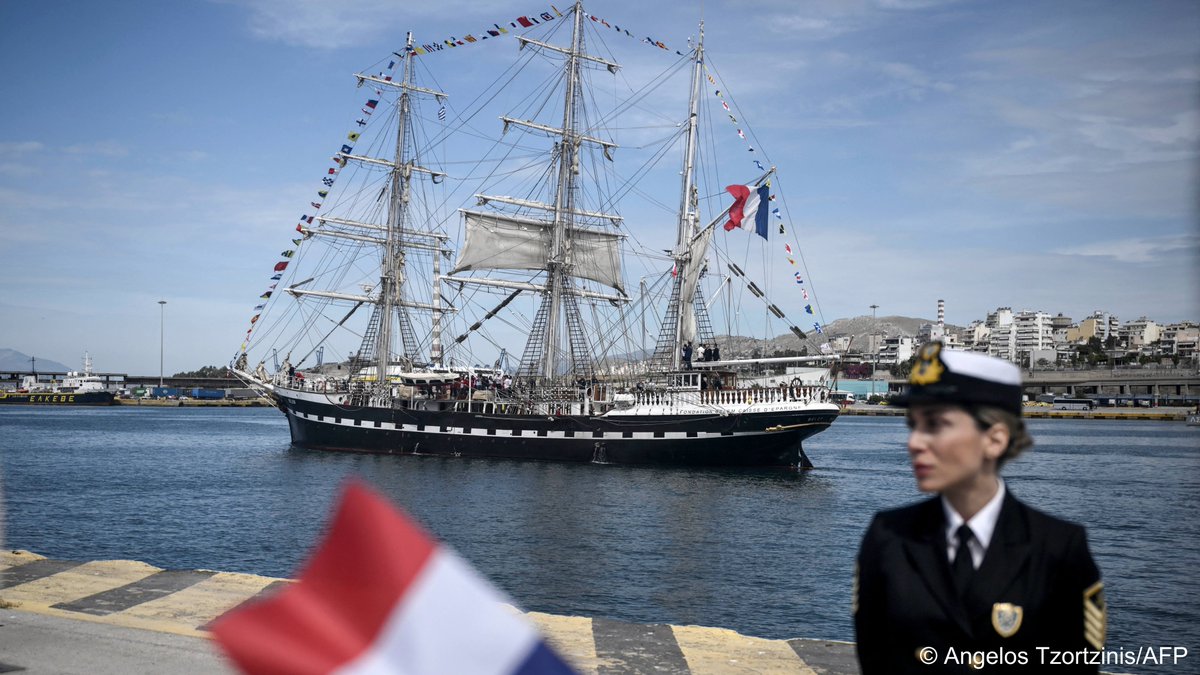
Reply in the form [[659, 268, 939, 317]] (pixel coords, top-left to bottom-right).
[[0, 391, 116, 406]]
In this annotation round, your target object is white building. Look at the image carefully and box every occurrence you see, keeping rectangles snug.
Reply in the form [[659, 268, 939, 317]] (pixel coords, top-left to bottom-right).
[[1119, 317, 1161, 350], [878, 336, 916, 366], [1066, 310, 1120, 344], [1014, 310, 1054, 363], [1161, 322, 1199, 360], [961, 320, 990, 353], [986, 307, 1016, 361]]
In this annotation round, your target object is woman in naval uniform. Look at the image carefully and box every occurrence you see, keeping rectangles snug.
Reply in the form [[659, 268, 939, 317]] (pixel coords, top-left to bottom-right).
[[854, 342, 1105, 674]]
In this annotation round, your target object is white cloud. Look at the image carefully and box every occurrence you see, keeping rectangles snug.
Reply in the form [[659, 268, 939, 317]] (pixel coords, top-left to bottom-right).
[[0, 141, 44, 155], [879, 61, 955, 96], [63, 140, 129, 158], [875, 0, 961, 9], [1055, 234, 1199, 264], [218, 0, 513, 49]]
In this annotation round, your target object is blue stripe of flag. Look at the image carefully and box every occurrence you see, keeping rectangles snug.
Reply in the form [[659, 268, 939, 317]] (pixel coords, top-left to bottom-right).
[[753, 184, 770, 240], [512, 641, 576, 674]]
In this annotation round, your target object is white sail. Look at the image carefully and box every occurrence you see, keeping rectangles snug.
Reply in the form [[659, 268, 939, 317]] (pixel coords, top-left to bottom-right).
[[452, 210, 625, 293], [677, 223, 715, 344]]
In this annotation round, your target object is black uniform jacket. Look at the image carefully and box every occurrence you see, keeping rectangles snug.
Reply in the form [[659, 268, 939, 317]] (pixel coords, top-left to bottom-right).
[[855, 490, 1103, 674]]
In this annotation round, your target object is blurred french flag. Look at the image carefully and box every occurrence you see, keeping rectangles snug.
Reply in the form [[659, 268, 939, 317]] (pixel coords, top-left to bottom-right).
[[723, 184, 770, 240], [212, 481, 576, 675]]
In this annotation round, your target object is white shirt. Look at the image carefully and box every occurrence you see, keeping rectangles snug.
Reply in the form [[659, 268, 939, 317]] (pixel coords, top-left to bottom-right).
[[942, 479, 1006, 570]]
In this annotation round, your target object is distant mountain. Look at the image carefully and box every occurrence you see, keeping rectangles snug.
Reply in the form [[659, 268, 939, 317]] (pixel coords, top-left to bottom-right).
[[0, 348, 71, 372], [822, 314, 960, 350]]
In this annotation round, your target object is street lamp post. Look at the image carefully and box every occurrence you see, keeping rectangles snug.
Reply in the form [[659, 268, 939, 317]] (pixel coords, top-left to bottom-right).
[[869, 304, 879, 398], [158, 300, 167, 388]]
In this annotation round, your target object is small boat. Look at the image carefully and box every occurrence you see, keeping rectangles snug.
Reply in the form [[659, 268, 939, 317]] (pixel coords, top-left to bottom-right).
[[0, 353, 116, 406], [233, 3, 840, 467]]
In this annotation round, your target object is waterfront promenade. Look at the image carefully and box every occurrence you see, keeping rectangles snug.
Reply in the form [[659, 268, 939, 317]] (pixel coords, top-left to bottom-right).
[[1, 550, 1153, 674], [0, 550, 858, 674]]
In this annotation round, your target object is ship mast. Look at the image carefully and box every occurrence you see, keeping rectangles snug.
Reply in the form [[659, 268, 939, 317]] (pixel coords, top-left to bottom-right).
[[670, 23, 706, 370], [453, 2, 620, 383], [541, 2, 587, 379], [374, 35, 412, 389]]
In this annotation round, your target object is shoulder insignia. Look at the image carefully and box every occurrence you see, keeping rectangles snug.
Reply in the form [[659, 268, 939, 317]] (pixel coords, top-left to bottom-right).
[[852, 563, 859, 615], [991, 602, 1023, 638], [909, 342, 944, 385], [1083, 581, 1106, 650]]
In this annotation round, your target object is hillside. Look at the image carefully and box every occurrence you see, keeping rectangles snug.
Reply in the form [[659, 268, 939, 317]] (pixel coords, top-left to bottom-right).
[[0, 349, 71, 372], [711, 315, 950, 357], [824, 314, 959, 348]]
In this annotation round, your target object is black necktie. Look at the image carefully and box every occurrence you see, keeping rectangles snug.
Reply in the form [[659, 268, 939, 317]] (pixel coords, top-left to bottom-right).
[[952, 524, 975, 596]]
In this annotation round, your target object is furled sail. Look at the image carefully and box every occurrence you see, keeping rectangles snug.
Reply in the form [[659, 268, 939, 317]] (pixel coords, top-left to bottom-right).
[[452, 210, 625, 293], [677, 223, 715, 344]]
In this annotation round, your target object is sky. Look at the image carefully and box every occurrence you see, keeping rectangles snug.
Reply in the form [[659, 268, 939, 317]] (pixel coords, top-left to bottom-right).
[[1, 0, 1196, 375]]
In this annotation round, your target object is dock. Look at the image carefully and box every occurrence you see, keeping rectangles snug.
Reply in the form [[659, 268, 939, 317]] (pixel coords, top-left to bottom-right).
[[114, 397, 274, 408], [0, 550, 858, 674]]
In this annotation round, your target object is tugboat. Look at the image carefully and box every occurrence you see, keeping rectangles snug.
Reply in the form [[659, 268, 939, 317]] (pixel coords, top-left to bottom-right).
[[0, 354, 117, 406], [233, 3, 840, 467]]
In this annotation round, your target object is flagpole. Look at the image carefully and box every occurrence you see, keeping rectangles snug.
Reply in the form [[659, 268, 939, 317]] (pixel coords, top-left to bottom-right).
[[158, 300, 167, 388]]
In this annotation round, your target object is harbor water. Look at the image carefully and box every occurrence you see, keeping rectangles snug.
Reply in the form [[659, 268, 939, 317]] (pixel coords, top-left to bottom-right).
[[1, 407, 1197, 670]]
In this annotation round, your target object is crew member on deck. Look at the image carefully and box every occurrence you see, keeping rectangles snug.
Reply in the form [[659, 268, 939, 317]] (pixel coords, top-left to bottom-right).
[[854, 342, 1105, 673], [682, 341, 693, 370]]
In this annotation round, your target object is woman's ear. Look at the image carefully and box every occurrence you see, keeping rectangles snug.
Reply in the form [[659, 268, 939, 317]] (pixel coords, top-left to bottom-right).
[[982, 422, 1010, 461]]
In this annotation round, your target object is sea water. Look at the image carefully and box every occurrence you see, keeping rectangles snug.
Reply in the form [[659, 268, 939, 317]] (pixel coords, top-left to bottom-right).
[[1, 407, 1196, 665]]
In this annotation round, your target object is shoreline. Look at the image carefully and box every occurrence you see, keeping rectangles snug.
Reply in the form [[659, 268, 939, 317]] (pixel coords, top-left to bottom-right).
[[113, 397, 274, 408]]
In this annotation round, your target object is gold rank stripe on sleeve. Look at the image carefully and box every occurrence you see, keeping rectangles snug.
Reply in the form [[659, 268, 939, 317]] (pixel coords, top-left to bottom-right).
[[1083, 580, 1106, 650], [851, 563, 859, 615]]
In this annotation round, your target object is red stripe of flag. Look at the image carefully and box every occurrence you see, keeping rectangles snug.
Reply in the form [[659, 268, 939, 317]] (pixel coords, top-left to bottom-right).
[[723, 185, 750, 231], [212, 482, 436, 674]]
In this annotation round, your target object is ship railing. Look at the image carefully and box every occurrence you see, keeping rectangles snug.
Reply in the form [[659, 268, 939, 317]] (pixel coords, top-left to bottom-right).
[[632, 385, 825, 408]]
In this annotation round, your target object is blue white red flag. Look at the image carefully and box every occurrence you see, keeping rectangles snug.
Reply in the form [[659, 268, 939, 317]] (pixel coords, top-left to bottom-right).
[[212, 481, 576, 675], [723, 184, 770, 240]]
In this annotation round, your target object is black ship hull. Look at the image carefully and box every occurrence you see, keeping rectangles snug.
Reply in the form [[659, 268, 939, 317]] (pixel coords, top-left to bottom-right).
[[0, 391, 116, 406], [275, 390, 838, 468]]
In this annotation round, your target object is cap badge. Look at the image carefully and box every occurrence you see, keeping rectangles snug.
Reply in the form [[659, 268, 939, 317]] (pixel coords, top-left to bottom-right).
[[909, 342, 945, 385], [991, 602, 1023, 637]]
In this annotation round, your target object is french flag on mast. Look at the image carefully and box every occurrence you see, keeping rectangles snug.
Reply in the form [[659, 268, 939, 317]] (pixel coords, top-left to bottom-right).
[[723, 184, 770, 240], [212, 481, 576, 675]]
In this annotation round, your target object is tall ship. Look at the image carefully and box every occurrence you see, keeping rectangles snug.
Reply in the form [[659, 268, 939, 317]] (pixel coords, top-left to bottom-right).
[[233, 3, 840, 467], [0, 354, 116, 406]]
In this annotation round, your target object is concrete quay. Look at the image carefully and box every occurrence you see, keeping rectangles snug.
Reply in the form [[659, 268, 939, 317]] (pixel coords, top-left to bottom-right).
[[114, 397, 273, 408], [0, 550, 859, 674]]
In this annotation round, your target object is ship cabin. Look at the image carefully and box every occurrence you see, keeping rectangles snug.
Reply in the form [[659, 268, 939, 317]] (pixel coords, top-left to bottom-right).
[[662, 369, 738, 392]]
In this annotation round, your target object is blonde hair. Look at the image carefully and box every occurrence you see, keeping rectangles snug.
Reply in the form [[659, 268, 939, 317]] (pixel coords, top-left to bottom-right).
[[971, 405, 1033, 468]]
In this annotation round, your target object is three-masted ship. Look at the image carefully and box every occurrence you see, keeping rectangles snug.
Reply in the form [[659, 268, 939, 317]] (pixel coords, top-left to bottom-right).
[[234, 2, 839, 468]]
